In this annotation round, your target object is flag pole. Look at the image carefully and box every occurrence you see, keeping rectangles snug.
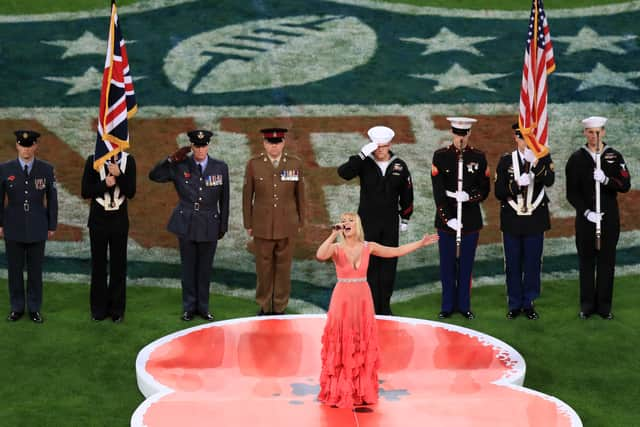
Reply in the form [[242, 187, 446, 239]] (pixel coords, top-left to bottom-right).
[[455, 141, 463, 259], [595, 130, 602, 251]]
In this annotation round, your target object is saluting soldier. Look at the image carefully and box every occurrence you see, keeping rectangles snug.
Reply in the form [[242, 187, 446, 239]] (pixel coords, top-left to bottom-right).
[[0, 130, 58, 323], [243, 128, 306, 315], [337, 125, 414, 315], [495, 123, 555, 320], [566, 116, 631, 320], [149, 130, 229, 321], [81, 150, 136, 323], [431, 118, 490, 320]]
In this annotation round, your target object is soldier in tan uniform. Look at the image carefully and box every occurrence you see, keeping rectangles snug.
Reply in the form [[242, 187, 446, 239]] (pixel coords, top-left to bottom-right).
[[243, 128, 306, 315]]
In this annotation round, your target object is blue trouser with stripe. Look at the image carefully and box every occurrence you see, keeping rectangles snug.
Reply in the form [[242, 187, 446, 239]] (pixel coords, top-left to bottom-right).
[[503, 232, 544, 311], [437, 230, 479, 313]]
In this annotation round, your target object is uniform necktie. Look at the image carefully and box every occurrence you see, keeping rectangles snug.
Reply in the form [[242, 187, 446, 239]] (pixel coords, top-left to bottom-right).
[[272, 159, 279, 168], [198, 163, 203, 175], [24, 164, 29, 178]]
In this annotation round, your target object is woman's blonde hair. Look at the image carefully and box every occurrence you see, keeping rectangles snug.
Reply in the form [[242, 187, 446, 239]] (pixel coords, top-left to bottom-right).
[[337, 212, 365, 242]]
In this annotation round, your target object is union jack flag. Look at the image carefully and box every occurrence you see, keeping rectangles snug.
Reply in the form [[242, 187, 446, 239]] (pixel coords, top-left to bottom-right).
[[518, 0, 555, 158], [93, 0, 137, 171]]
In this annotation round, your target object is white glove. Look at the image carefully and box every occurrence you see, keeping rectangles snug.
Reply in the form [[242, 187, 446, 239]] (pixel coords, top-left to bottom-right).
[[585, 210, 604, 224], [399, 220, 409, 232], [523, 148, 537, 164], [593, 169, 608, 184], [455, 191, 470, 202], [447, 218, 462, 231], [517, 173, 531, 187], [360, 142, 379, 158]]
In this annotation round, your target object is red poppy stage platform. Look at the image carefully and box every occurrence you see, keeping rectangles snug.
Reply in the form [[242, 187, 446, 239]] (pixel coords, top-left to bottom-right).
[[132, 315, 581, 427]]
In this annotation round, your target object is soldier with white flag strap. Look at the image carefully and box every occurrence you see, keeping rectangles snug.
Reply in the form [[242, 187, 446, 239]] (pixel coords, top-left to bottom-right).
[[495, 123, 554, 320], [82, 150, 136, 323]]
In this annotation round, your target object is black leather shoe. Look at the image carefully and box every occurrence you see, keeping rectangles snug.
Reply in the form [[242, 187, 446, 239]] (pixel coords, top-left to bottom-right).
[[438, 311, 451, 319], [181, 311, 193, 321], [524, 309, 539, 320], [7, 311, 23, 321], [257, 309, 268, 316], [507, 309, 521, 320], [91, 316, 105, 321], [30, 311, 43, 323], [272, 311, 285, 316], [599, 312, 614, 320], [200, 312, 214, 321], [461, 311, 475, 320], [579, 311, 590, 320], [112, 315, 124, 323]]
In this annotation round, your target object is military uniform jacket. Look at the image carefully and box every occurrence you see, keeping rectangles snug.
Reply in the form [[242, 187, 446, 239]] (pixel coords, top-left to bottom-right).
[[243, 151, 306, 240], [431, 144, 490, 233], [149, 154, 229, 242], [494, 152, 555, 235], [566, 144, 631, 229], [81, 154, 136, 232], [337, 152, 413, 228], [0, 158, 58, 242]]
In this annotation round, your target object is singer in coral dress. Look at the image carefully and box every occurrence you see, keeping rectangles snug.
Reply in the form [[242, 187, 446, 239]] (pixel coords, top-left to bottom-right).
[[316, 212, 438, 408]]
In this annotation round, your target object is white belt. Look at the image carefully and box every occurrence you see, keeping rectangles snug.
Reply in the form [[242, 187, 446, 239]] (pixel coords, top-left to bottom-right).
[[337, 277, 367, 283], [96, 153, 128, 211], [508, 150, 544, 215]]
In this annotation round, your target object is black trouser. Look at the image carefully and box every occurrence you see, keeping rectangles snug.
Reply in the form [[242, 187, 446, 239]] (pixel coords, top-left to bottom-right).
[[178, 238, 217, 314], [89, 228, 128, 319], [364, 219, 399, 315], [575, 218, 620, 315], [5, 239, 46, 313]]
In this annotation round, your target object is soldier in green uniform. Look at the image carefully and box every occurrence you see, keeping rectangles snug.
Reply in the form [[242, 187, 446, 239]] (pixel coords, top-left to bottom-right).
[[243, 128, 306, 315]]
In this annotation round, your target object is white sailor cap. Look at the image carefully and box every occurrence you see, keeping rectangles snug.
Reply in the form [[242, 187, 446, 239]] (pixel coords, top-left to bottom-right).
[[581, 116, 607, 129], [367, 126, 395, 145]]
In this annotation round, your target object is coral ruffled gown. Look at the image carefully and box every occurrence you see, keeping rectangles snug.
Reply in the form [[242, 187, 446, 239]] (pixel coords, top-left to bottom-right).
[[318, 242, 379, 408]]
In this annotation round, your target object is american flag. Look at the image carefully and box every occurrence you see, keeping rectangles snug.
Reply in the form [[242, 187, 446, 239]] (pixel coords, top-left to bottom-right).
[[518, 0, 555, 158], [93, 0, 137, 171]]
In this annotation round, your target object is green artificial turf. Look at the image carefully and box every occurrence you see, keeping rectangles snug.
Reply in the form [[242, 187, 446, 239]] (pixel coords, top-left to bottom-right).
[[376, 0, 631, 10], [0, 0, 632, 15], [1, 277, 638, 426], [0, 0, 140, 15], [0, 281, 261, 426]]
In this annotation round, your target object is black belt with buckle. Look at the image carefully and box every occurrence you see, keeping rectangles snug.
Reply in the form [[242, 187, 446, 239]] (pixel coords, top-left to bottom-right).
[[193, 202, 200, 211], [23, 201, 30, 212]]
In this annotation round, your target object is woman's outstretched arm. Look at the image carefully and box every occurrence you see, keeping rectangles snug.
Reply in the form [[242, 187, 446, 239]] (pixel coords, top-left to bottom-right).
[[369, 233, 439, 258]]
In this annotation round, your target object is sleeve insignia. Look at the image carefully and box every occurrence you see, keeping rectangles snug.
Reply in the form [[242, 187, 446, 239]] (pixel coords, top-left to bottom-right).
[[485, 166, 491, 177], [621, 163, 629, 178], [431, 164, 439, 176]]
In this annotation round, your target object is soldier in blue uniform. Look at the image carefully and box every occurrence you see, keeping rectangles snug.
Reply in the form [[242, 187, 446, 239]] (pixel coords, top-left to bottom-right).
[[566, 116, 631, 320], [431, 118, 490, 320], [0, 130, 58, 323], [337, 126, 414, 315], [495, 124, 555, 320], [149, 130, 229, 321], [81, 151, 136, 322]]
